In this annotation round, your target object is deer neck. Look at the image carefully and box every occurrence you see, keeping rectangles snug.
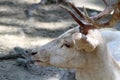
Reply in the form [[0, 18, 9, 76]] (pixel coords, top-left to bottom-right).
[[76, 45, 120, 80]]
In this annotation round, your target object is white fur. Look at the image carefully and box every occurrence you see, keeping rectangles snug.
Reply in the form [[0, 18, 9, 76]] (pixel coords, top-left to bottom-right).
[[33, 26, 120, 80]]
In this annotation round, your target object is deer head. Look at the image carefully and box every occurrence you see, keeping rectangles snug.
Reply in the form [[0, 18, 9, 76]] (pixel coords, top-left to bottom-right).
[[32, 28, 104, 68], [31, 0, 120, 68]]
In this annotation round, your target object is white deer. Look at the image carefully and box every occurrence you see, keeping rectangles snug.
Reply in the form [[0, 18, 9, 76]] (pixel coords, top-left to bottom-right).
[[32, 0, 120, 80]]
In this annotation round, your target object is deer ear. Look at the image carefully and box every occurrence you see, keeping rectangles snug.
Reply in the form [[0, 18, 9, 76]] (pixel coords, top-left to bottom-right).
[[72, 30, 99, 52]]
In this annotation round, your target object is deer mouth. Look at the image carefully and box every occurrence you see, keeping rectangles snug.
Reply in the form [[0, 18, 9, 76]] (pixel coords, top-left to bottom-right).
[[34, 59, 43, 63]]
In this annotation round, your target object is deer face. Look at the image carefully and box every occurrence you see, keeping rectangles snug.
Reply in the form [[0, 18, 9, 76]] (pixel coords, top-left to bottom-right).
[[32, 26, 103, 68]]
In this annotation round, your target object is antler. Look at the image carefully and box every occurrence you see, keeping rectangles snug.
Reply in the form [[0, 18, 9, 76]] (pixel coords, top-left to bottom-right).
[[60, 5, 95, 34], [90, 0, 120, 27], [60, 0, 120, 34], [91, 0, 113, 20]]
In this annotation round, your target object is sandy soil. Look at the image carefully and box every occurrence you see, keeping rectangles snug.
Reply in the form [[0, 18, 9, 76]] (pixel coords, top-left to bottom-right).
[[0, 0, 120, 80]]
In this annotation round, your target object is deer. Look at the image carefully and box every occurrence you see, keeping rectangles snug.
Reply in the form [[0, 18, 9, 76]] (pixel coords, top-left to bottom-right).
[[30, 0, 120, 80], [0, 0, 120, 80]]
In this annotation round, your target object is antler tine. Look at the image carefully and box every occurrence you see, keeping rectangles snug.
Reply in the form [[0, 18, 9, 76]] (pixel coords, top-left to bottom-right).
[[91, 0, 113, 20], [67, 1, 84, 18], [100, 6, 120, 28], [83, 7, 102, 28], [103, 0, 109, 6], [90, 0, 120, 28], [83, 6, 91, 22], [59, 5, 85, 27]]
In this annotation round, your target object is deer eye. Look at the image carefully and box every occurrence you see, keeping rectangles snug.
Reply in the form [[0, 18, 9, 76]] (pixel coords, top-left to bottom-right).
[[64, 43, 72, 48], [61, 41, 73, 48]]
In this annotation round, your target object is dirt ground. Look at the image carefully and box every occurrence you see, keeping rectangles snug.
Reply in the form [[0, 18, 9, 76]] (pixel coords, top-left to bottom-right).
[[0, 0, 120, 80]]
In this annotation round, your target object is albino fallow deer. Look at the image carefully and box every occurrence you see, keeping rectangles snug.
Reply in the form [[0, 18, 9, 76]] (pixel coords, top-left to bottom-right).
[[31, 0, 120, 80], [0, 0, 120, 80]]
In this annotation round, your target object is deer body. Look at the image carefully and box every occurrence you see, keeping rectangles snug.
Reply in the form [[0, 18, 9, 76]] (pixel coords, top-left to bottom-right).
[[79, 29, 120, 80], [75, 31, 120, 80], [101, 30, 120, 43]]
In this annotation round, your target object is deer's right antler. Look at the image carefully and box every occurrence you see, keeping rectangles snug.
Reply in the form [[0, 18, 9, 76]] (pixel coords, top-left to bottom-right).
[[60, 0, 120, 34], [91, 0, 120, 27]]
